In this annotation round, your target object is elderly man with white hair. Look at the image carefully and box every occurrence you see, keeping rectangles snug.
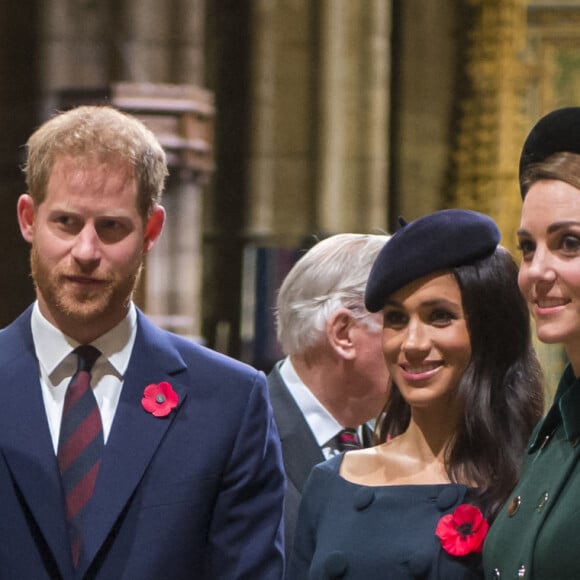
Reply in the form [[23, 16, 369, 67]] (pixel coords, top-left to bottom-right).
[[267, 233, 391, 562]]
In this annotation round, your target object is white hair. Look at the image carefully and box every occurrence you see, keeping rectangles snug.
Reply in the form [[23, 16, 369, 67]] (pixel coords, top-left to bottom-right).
[[275, 233, 390, 355]]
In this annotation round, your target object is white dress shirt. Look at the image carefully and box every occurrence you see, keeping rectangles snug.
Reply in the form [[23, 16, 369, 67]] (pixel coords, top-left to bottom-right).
[[31, 301, 137, 453], [280, 357, 357, 459]]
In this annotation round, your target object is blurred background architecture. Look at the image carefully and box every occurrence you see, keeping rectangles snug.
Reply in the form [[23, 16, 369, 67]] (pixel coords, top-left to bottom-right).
[[1, 0, 578, 393]]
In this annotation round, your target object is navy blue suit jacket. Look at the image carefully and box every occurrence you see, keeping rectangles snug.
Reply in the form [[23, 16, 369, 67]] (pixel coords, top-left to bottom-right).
[[0, 306, 285, 579]]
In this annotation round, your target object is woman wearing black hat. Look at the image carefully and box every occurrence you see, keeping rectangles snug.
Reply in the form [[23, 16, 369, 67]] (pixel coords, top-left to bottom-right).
[[484, 107, 580, 579], [288, 209, 544, 580]]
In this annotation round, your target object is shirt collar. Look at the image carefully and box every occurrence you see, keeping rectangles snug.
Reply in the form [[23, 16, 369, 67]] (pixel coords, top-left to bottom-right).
[[280, 357, 343, 448], [31, 301, 137, 380]]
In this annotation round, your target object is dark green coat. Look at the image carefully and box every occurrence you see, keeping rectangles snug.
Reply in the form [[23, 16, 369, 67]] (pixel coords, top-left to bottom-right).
[[483, 364, 580, 579]]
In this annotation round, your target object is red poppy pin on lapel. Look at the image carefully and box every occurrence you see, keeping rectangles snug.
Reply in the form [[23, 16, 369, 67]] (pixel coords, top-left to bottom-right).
[[142, 381, 179, 417], [435, 504, 489, 557]]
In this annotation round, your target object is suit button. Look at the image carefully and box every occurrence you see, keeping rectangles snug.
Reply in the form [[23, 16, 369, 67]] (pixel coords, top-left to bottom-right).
[[536, 492, 549, 512], [491, 569, 500, 579], [507, 496, 521, 517], [518, 564, 526, 578]]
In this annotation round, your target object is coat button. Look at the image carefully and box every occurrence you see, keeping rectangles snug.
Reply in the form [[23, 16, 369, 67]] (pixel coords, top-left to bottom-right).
[[518, 564, 526, 578], [491, 568, 500, 578], [539, 435, 550, 449], [536, 492, 549, 512], [507, 496, 521, 517]]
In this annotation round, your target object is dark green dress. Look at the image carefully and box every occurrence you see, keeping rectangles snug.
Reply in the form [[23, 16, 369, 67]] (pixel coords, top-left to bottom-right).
[[483, 364, 580, 579]]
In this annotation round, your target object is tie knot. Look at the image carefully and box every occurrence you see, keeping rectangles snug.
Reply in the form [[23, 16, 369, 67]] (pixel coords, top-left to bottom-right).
[[336, 428, 362, 451], [74, 345, 101, 373]]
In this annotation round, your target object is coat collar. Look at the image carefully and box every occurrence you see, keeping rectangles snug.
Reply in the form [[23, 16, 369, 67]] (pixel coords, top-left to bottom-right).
[[268, 362, 325, 491], [529, 364, 580, 452]]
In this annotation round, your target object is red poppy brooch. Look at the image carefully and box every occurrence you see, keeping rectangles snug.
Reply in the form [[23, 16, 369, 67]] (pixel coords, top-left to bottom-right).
[[435, 504, 489, 557], [141, 381, 179, 417]]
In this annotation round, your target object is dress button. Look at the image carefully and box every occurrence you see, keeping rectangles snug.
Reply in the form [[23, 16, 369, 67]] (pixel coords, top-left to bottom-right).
[[491, 569, 501, 579], [353, 488, 375, 510], [436, 486, 459, 511], [324, 551, 348, 577], [536, 492, 549, 512], [507, 496, 521, 517], [518, 564, 526, 578], [408, 550, 430, 577]]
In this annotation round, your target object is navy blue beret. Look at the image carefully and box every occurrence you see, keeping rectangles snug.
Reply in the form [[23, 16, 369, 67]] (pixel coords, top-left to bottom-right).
[[364, 209, 501, 312], [519, 107, 580, 197]]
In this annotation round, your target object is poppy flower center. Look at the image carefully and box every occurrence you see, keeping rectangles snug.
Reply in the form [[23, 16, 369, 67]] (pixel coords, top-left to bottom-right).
[[156, 394, 166, 404], [457, 522, 473, 537]]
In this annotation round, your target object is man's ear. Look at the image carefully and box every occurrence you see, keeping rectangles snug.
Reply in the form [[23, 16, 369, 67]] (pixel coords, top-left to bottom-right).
[[143, 205, 165, 253], [326, 308, 357, 360], [17, 194, 35, 243]]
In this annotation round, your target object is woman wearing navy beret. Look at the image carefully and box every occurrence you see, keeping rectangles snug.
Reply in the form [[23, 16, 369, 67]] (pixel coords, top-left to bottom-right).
[[484, 107, 580, 579], [288, 209, 544, 580]]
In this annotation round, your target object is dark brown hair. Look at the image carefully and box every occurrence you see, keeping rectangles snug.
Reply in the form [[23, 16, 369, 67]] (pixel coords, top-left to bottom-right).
[[376, 248, 544, 521], [521, 151, 580, 197]]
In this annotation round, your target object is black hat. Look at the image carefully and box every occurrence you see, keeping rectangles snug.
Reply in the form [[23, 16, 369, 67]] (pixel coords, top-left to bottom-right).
[[519, 107, 580, 197], [364, 209, 501, 312]]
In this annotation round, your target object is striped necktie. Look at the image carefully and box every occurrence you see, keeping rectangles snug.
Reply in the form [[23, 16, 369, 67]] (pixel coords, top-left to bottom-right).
[[336, 428, 362, 451], [57, 345, 103, 567]]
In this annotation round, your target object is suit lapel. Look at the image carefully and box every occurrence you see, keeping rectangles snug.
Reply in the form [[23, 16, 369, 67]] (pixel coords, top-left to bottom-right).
[[78, 312, 188, 576], [268, 364, 324, 492], [0, 308, 73, 578]]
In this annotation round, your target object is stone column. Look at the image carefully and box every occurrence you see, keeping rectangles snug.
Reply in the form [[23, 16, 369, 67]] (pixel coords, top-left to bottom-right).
[[451, 0, 527, 248], [245, 0, 278, 241], [243, 0, 314, 244], [317, 0, 391, 233], [147, 171, 204, 342], [242, 1, 392, 243], [39, 0, 109, 109]]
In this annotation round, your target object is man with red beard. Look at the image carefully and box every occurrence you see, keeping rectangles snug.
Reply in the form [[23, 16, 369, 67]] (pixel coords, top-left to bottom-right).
[[0, 106, 285, 579]]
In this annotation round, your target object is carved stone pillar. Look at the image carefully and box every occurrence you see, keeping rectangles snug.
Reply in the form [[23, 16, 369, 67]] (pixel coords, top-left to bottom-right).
[[107, 83, 214, 342], [245, 0, 279, 241], [243, 1, 392, 244], [38, 0, 109, 110], [317, 0, 391, 233], [450, 0, 527, 252], [244, 0, 313, 244], [392, 0, 460, 222]]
